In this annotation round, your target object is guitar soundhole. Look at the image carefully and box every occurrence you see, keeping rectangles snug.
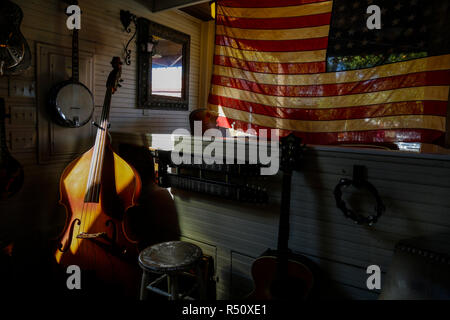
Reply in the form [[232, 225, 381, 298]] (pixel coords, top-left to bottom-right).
[[270, 277, 309, 300]]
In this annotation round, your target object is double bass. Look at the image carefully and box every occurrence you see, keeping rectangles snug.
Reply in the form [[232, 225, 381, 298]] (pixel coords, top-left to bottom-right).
[[55, 57, 142, 295]]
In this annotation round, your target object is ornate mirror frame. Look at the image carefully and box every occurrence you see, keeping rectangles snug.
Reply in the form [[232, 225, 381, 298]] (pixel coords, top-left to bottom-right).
[[137, 18, 190, 110]]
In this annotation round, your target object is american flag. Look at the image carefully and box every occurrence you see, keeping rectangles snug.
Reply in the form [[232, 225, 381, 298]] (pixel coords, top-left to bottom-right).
[[207, 0, 450, 145]]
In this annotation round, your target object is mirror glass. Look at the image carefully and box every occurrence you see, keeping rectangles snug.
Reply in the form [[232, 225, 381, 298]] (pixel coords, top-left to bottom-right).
[[137, 18, 190, 110], [151, 36, 183, 98]]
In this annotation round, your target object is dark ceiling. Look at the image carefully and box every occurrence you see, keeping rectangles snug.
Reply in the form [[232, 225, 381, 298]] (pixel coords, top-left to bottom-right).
[[180, 2, 213, 21]]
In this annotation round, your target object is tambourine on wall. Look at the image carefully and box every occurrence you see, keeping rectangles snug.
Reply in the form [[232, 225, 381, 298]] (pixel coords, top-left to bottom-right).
[[334, 165, 386, 226]]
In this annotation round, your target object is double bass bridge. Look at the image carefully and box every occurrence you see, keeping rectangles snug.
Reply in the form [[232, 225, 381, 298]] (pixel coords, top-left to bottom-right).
[[76, 232, 107, 240]]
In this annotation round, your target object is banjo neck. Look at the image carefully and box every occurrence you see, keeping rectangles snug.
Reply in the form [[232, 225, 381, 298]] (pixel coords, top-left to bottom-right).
[[72, 27, 79, 83], [48, 1, 94, 129]]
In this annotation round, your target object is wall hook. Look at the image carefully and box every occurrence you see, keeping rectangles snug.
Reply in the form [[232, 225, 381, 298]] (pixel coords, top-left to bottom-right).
[[120, 10, 137, 65]]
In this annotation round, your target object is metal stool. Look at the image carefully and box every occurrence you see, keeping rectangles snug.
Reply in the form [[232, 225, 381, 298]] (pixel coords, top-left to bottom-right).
[[138, 241, 206, 300]]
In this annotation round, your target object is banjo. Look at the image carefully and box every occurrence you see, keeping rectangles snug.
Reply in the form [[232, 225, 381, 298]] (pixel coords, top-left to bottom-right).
[[48, 0, 94, 128]]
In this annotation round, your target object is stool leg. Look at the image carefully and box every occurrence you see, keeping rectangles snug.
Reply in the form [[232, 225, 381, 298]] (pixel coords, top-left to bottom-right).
[[140, 271, 150, 300], [168, 274, 179, 300], [196, 264, 207, 300]]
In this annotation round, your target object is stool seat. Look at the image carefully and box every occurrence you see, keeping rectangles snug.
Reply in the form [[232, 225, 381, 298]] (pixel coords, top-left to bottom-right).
[[139, 241, 203, 273]]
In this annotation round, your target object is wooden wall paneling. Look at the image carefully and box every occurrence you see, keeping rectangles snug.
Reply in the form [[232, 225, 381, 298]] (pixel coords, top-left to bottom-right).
[[173, 189, 389, 298], [215, 246, 233, 299], [230, 251, 255, 299], [3, 97, 37, 166], [198, 20, 215, 109], [147, 139, 450, 300], [151, 0, 210, 13]]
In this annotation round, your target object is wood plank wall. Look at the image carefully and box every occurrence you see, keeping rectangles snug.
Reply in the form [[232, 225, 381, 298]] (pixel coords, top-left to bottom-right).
[[0, 0, 203, 260], [171, 146, 450, 299]]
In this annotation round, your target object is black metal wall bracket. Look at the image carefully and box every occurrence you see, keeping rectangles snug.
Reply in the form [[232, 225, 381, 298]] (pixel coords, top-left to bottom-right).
[[333, 165, 385, 226], [120, 10, 138, 65]]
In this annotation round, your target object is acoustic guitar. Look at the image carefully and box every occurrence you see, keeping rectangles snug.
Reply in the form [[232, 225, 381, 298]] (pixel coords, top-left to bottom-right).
[[249, 134, 318, 300], [48, 0, 94, 128], [0, 98, 24, 199], [0, 0, 31, 76]]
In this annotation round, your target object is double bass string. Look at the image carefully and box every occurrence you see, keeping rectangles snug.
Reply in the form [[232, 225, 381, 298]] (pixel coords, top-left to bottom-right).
[[78, 92, 105, 270], [89, 88, 113, 213], [83, 89, 112, 271], [91, 86, 116, 277], [92, 120, 107, 273], [78, 121, 101, 258], [79, 118, 101, 271]]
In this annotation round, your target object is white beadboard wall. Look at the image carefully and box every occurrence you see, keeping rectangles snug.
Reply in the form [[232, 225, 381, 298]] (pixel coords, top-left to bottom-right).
[[111, 133, 450, 300], [171, 147, 450, 300]]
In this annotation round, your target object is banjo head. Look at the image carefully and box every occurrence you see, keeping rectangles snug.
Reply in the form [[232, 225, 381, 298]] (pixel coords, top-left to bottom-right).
[[51, 81, 94, 128]]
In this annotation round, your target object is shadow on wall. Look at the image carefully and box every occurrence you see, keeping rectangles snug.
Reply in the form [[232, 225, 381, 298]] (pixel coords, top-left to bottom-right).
[[118, 143, 181, 249]]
